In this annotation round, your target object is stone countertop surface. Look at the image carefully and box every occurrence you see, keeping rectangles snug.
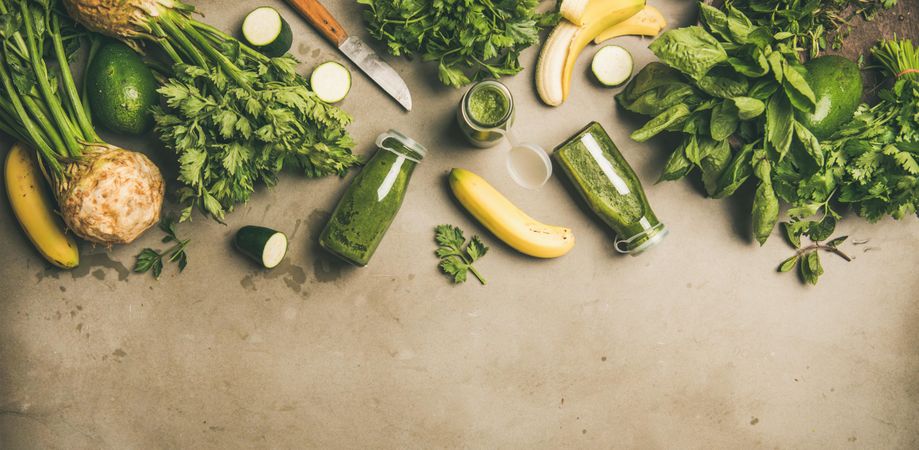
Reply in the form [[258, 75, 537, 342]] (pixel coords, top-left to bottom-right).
[[1, 1, 918, 448]]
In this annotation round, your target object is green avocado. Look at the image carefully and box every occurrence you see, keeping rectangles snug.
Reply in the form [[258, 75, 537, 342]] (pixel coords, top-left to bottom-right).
[[86, 41, 158, 135], [795, 55, 863, 140]]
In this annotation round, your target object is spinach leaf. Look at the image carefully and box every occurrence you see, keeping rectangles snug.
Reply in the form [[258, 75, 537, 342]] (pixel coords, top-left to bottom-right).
[[630, 104, 692, 142], [710, 101, 739, 141], [649, 26, 728, 80], [732, 97, 766, 120], [659, 139, 694, 182]]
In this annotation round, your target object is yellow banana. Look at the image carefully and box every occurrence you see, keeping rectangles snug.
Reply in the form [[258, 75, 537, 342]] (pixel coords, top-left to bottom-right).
[[560, 0, 589, 26], [593, 5, 667, 44], [5, 143, 79, 269], [537, 0, 645, 106], [449, 169, 575, 259], [561, 0, 646, 101]]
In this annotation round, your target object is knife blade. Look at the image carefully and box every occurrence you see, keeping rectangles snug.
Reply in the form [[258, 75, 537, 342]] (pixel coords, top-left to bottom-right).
[[284, 0, 412, 111]]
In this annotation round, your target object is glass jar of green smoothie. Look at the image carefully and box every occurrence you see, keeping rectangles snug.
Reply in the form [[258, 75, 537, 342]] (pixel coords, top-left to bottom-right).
[[319, 130, 427, 266], [457, 80, 515, 148], [554, 122, 668, 256]]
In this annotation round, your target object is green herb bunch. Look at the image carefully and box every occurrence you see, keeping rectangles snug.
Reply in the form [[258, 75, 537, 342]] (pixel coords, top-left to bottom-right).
[[784, 38, 919, 262], [618, 4, 823, 246], [823, 39, 919, 222], [357, 0, 558, 87], [153, 36, 358, 222], [619, 4, 918, 284], [726, 0, 898, 58]]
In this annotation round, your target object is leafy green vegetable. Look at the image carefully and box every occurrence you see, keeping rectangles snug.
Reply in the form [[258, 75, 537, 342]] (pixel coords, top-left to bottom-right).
[[648, 26, 727, 81], [357, 0, 557, 87], [725, 0, 898, 58], [619, 5, 818, 244], [134, 216, 191, 279], [435, 224, 488, 285], [622, 4, 918, 285], [68, 0, 359, 222]]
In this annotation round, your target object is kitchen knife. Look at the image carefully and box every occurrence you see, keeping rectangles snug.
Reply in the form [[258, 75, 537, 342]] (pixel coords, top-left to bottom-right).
[[284, 0, 412, 111]]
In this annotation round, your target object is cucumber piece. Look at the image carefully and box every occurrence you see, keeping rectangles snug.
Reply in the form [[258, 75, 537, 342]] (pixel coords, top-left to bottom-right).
[[242, 7, 292, 58], [311, 61, 352, 103], [235, 226, 288, 269], [591, 45, 634, 87]]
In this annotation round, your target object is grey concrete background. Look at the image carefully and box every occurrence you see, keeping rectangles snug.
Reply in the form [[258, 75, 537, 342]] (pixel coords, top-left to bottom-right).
[[1, 1, 918, 448]]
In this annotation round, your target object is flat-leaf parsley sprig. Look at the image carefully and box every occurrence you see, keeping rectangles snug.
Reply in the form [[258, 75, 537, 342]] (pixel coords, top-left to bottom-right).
[[435, 224, 488, 285]]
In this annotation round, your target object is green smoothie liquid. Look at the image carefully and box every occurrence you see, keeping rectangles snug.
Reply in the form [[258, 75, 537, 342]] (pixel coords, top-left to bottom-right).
[[319, 132, 425, 266], [554, 122, 667, 255], [468, 85, 510, 127], [458, 80, 514, 148]]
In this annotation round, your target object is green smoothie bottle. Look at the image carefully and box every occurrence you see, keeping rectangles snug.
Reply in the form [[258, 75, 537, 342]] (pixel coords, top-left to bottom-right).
[[319, 130, 427, 266], [554, 122, 668, 256]]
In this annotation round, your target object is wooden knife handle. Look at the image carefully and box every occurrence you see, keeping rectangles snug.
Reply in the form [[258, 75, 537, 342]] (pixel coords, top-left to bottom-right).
[[286, 0, 349, 46]]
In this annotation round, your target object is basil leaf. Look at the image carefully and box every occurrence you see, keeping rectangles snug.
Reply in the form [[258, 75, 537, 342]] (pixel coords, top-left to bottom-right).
[[748, 78, 779, 100], [766, 93, 794, 158], [826, 236, 849, 249], [802, 251, 823, 285], [783, 221, 809, 248], [807, 215, 837, 242], [783, 63, 817, 113], [752, 160, 779, 245], [767, 51, 785, 84], [779, 255, 799, 273], [793, 121, 824, 166]]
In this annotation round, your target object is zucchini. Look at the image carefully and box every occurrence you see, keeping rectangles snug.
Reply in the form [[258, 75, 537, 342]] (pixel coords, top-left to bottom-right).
[[310, 61, 352, 103], [242, 7, 293, 58], [235, 226, 288, 269], [591, 45, 633, 87]]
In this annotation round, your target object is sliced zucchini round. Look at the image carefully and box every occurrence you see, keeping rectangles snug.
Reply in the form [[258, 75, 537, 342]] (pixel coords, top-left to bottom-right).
[[591, 45, 634, 87], [235, 225, 288, 269], [242, 7, 293, 58], [310, 61, 352, 103]]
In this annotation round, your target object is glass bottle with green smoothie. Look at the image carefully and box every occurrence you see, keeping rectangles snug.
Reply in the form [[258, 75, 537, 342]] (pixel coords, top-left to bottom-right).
[[554, 122, 668, 256], [319, 130, 427, 266]]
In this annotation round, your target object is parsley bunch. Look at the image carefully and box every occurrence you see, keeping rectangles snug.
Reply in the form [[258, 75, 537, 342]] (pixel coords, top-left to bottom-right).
[[357, 0, 558, 87], [726, 0, 898, 58]]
